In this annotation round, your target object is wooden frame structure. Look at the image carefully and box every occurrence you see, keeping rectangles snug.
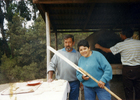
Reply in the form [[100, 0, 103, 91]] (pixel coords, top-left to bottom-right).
[[33, 0, 140, 76], [32, 1, 140, 99], [33, 0, 140, 32]]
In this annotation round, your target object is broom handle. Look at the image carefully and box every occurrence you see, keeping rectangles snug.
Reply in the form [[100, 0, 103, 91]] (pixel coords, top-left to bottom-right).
[[47, 46, 86, 76], [47, 46, 122, 100]]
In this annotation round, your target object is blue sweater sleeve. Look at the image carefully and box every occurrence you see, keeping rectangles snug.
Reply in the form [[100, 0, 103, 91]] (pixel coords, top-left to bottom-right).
[[76, 58, 84, 82], [97, 52, 112, 83]]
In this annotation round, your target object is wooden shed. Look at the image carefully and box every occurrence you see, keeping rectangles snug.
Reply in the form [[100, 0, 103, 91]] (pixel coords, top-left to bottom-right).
[[33, 0, 140, 32], [33, 0, 140, 99], [33, 0, 140, 70], [32, 0, 140, 73]]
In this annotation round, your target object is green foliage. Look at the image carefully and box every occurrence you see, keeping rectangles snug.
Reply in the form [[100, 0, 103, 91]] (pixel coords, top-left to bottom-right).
[[6, 13, 26, 58], [0, 54, 21, 83], [17, 1, 31, 21], [73, 32, 92, 50], [6, 3, 18, 22], [0, 39, 4, 60], [0, 14, 46, 84], [0, 54, 45, 83], [0, 0, 45, 84], [5, 0, 32, 22], [20, 62, 38, 81], [0, 0, 38, 64]]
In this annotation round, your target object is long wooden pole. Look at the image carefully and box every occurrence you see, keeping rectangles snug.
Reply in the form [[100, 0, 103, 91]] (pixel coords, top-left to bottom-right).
[[47, 46, 122, 100], [47, 46, 85, 75]]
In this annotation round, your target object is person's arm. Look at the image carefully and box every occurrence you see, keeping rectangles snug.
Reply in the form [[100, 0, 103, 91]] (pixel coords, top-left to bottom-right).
[[47, 71, 54, 82], [95, 43, 111, 53], [97, 52, 112, 86], [47, 54, 58, 82]]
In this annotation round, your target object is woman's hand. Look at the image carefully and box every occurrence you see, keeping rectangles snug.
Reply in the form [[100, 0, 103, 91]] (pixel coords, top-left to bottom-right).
[[98, 80, 105, 89], [82, 75, 90, 80]]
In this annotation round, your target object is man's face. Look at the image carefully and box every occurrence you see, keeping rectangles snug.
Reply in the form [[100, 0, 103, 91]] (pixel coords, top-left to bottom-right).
[[64, 38, 75, 52]]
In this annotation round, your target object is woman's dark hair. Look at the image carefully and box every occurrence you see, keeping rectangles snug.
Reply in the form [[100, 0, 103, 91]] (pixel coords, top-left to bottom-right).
[[121, 28, 134, 38], [64, 34, 74, 42], [77, 39, 89, 51]]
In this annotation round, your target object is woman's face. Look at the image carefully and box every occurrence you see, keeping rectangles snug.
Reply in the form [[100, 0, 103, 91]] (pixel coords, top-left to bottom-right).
[[79, 46, 91, 57]]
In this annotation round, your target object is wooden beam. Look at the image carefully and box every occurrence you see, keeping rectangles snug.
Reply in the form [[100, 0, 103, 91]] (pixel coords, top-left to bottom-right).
[[111, 64, 123, 75], [138, 29, 140, 40], [50, 19, 140, 24], [52, 24, 140, 29], [55, 32, 58, 50], [50, 29, 123, 33], [33, 0, 140, 4], [32, 0, 39, 4], [48, 7, 87, 10]]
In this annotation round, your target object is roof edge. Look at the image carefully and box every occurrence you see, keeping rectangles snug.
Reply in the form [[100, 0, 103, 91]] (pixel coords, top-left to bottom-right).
[[33, 0, 140, 4]]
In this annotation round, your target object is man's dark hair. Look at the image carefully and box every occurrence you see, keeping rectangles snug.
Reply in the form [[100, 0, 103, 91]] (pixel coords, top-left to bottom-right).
[[64, 34, 74, 42], [121, 28, 134, 38], [77, 39, 89, 51]]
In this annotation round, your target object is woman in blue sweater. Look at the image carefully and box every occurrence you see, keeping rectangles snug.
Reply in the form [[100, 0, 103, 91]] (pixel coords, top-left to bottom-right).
[[76, 39, 112, 100]]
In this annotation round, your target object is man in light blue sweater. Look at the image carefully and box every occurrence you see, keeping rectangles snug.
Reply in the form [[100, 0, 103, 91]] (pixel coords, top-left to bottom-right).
[[77, 39, 112, 100], [47, 34, 81, 100]]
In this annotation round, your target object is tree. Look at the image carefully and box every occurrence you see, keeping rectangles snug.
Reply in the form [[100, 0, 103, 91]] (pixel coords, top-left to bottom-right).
[[17, 15, 47, 78], [0, 0, 38, 60], [6, 13, 26, 58], [0, 14, 47, 83], [17, 0, 31, 21], [0, 0, 11, 57]]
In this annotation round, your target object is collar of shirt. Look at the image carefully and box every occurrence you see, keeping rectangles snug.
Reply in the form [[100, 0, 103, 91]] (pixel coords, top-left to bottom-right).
[[124, 37, 133, 41], [62, 48, 76, 53]]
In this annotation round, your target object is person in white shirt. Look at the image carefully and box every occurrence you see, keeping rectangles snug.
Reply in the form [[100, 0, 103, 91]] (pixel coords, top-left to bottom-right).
[[95, 28, 140, 100]]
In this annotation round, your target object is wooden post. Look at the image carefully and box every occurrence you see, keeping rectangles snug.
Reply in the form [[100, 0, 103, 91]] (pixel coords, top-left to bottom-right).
[[139, 29, 140, 40], [55, 31, 58, 50], [45, 12, 51, 79]]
